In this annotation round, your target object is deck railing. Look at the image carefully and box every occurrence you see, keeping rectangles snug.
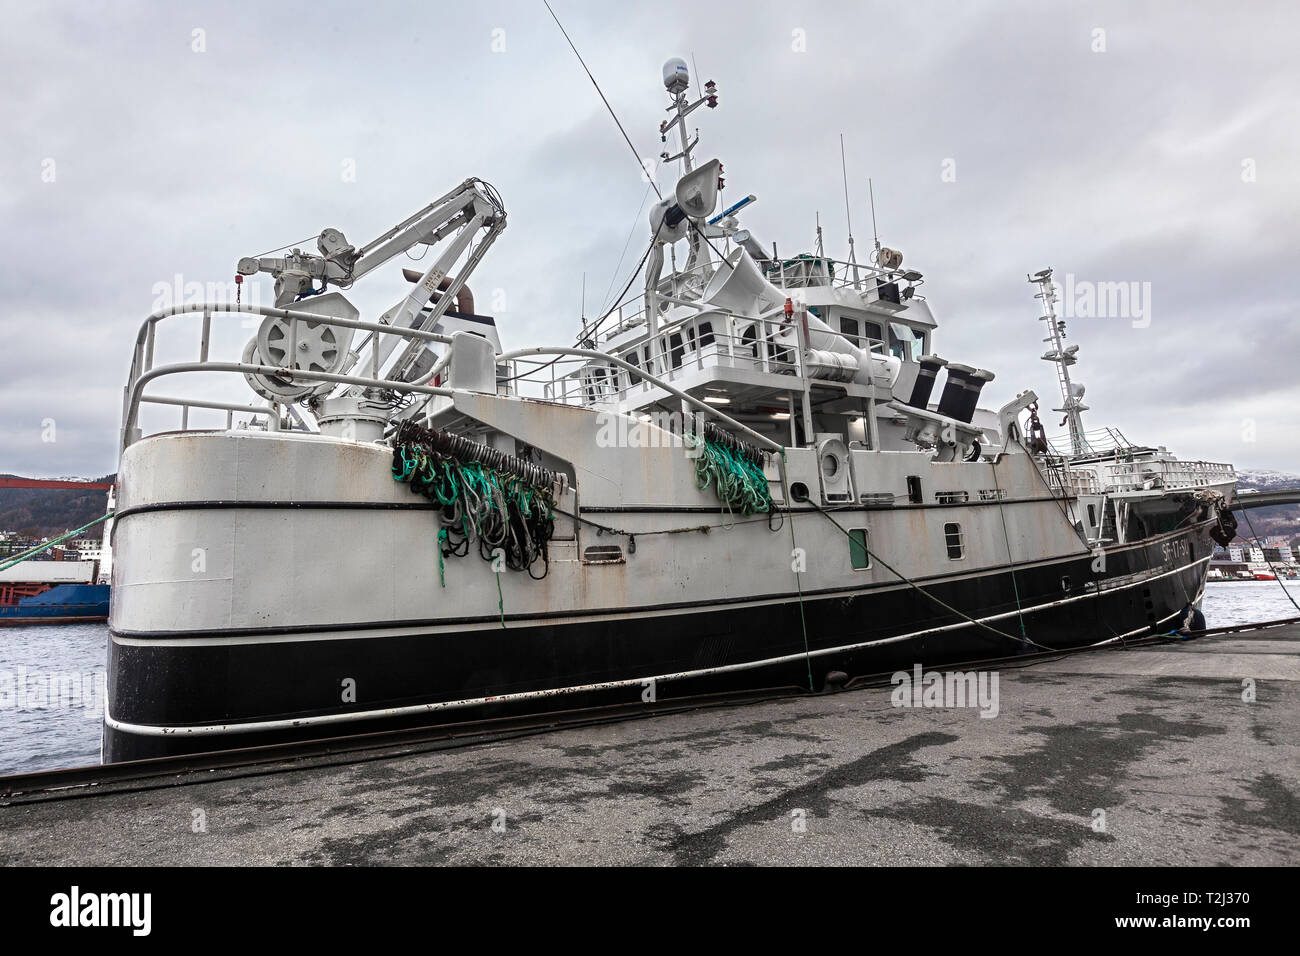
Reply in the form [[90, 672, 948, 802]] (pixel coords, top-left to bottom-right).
[[119, 303, 455, 451], [590, 251, 923, 344], [1044, 426, 1139, 457], [119, 301, 782, 457], [1103, 459, 1236, 492], [535, 309, 808, 408]]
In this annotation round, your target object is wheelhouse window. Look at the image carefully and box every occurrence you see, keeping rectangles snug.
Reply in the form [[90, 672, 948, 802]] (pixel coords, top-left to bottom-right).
[[740, 323, 758, 358], [683, 322, 716, 352], [840, 316, 860, 345], [889, 322, 926, 363], [943, 522, 964, 560], [668, 332, 684, 369], [840, 316, 884, 348]]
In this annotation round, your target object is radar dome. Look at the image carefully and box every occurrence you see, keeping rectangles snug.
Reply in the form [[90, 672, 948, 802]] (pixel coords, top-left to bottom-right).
[[663, 57, 689, 94]]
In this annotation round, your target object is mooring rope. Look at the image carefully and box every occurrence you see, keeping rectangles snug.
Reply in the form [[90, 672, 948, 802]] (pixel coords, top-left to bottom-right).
[[990, 456, 1031, 647], [794, 489, 1057, 652], [780, 452, 816, 692], [1238, 505, 1300, 613], [0, 512, 114, 573]]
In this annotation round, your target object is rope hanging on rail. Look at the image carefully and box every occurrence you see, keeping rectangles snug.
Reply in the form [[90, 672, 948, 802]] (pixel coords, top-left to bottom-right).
[[688, 420, 774, 516], [391, 421, 560, 585]]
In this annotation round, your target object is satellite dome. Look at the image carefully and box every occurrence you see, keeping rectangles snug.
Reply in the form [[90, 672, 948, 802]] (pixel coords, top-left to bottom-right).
[[663, 57, 689, 94]]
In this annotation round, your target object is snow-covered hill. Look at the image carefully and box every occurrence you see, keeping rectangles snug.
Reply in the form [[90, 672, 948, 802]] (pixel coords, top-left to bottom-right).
[[1236, 469, 1300, 491]]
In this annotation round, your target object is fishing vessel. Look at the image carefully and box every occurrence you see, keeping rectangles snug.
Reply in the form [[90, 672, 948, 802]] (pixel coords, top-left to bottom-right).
[[103, 58, 1237, 761]]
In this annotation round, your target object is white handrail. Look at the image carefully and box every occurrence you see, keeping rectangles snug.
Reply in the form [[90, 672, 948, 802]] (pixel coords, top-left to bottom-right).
[[497, 346, 783, 452], [121, 302, 463, 451]]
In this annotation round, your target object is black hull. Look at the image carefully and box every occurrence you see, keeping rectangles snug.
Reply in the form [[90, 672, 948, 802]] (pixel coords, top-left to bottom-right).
[[104, 522, 1213, 762]]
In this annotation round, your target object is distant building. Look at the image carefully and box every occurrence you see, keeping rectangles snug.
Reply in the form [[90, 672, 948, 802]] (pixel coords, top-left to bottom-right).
[[67, 537, 105, 562]]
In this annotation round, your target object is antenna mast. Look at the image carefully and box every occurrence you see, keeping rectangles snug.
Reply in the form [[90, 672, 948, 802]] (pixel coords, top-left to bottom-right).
[[658, 57, 719, 275], [840, 134, 860, 290], [1030, 268, 1091, 456], [868, 178, 881, 256]]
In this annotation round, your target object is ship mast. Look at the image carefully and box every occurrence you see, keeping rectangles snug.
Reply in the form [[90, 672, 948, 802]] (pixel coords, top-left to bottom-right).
[[1030, 268, 1091, 456], [659, 58, 717, 276]]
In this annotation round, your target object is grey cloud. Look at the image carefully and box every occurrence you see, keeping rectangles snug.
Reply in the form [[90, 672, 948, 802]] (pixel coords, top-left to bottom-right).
[[1, 0, 1296, 477]]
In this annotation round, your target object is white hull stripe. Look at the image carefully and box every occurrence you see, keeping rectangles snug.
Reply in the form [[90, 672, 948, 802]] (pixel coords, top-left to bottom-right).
[[111, 553, 1213, 649], [104, 557, 1207, 739]]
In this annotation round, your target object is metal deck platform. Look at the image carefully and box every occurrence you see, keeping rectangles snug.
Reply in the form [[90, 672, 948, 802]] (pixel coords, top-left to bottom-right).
[[1, 622, 1297, 866]]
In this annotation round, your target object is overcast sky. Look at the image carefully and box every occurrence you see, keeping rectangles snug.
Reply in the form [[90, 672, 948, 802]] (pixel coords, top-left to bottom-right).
[[2, 0, 1296, 478]]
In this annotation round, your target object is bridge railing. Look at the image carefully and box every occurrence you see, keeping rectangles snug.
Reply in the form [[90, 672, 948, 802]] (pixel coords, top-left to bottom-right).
[[1103, 459, 1236, 493]]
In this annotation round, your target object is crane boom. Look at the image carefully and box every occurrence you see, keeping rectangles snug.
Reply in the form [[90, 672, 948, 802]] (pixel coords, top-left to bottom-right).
[[235, 178, 506, 311]]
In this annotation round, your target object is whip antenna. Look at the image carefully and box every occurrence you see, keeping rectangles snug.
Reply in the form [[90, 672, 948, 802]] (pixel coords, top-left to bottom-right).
[[544, 1, 663, 200], [840, 133, 861, 289], [869, 177, 881, 253]]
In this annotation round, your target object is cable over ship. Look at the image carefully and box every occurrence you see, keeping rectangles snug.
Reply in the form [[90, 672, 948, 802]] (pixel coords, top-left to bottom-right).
[[103, 59, 1237, 761]]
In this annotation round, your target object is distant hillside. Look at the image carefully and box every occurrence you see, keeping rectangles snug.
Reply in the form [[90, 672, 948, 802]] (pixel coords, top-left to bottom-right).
[[0, 475, 115, 538], [1234, 470, 1300, 544]]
